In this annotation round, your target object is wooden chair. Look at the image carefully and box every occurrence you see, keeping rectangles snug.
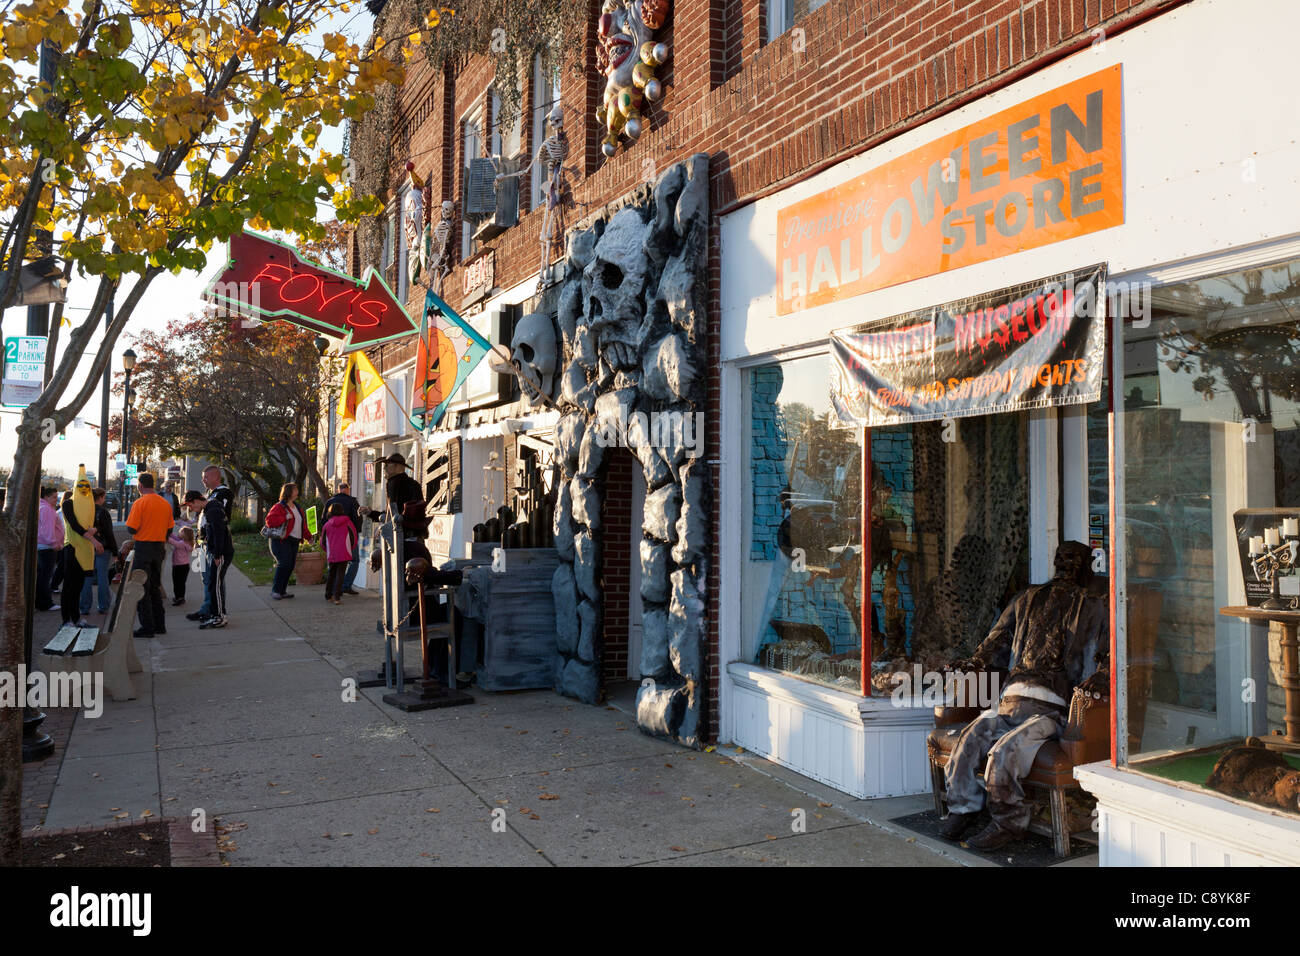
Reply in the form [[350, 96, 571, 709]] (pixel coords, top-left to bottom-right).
[[925, 584, 1163, 857], [926, 686, 1108, 858]]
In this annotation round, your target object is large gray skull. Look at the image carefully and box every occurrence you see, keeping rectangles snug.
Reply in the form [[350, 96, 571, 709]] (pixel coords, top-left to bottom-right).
[[511, 311, 558, 407], [584, 207, 651, 371]]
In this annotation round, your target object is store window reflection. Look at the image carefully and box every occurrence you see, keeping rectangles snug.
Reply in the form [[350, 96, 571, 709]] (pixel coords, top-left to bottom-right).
[[1122, 258, 1300, 814], [742, 355, 1030, 693]]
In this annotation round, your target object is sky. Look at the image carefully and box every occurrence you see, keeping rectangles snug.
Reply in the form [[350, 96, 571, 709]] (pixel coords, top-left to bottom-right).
[[0, 6, 374, 485]]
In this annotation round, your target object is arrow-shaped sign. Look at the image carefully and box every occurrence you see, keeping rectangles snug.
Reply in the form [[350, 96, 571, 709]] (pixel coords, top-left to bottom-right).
[[203, 231, 417, 352]]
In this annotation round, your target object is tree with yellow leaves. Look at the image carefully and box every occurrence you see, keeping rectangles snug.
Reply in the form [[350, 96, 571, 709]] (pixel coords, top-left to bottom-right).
[[0, 0, 407, 865]]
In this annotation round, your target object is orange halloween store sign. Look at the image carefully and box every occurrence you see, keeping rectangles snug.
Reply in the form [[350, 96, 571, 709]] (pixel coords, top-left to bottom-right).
[[776, 65, 1123, 315]]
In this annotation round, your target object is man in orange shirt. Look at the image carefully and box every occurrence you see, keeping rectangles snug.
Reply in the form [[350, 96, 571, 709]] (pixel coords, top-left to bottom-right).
[[122, 472, 174, 636]]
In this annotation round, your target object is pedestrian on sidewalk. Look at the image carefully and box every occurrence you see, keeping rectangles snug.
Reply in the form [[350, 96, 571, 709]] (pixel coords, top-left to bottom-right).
[[324, 480, 363, 594], [79, 488, 119, 615], [49, 490, 71, 597], [189, 464, 234, 622], [265, 482, 310, 601], [36, 486, 62, 611], [168, 526, 194, 605], [160, 481, 181, 522], [120, 472, 172, 637], [185, 490, 231, 629], [322, 503, 358, 605], [60, 484, 99, 627]]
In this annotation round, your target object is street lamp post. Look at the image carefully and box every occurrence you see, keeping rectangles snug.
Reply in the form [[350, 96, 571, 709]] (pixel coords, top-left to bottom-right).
[[118, 348, 135, 521]]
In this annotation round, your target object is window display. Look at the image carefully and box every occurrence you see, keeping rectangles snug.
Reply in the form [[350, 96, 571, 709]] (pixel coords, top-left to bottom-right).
[[1120, 256, 1300, 815], [741, 354, 1030, 692]]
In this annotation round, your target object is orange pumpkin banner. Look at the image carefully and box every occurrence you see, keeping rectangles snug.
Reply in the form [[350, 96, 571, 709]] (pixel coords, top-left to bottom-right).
[[777, 65, 1124, 315], [412, 288, 493, 431]]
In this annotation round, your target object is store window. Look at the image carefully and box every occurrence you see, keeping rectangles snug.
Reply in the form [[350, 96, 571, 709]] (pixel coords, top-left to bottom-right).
[[396, 184, 410, 304], [767, 0, 831, 43], [741, 354, 1031, 692], [1120, 257, 1300, 811]]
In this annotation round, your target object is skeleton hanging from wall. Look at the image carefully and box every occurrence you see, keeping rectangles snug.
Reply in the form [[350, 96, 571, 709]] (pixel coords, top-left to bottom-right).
[[495, 104, 573, 291], [428, 200, 455, 293]]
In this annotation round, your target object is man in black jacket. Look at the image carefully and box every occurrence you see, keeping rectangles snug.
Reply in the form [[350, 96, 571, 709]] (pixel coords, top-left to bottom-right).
[[367, 453, 422, 522], [325, 481, 363, 594], [185, 490, 233, 629], [190, 465, 235, 622]]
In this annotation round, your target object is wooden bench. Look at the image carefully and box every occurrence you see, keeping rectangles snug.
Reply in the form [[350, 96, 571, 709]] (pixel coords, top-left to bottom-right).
[[40, 554, 145, 702]]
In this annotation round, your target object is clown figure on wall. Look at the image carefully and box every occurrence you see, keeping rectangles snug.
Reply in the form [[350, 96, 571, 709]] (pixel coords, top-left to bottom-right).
[[595, 0, 671, 158]]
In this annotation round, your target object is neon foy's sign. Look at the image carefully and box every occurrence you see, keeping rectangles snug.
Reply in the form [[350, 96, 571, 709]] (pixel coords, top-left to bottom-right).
[[204, 231, 417, 352]]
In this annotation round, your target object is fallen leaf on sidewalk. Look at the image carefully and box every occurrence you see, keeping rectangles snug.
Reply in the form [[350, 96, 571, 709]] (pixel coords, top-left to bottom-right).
[[669, 846, 684, 852], [312, 754, 323, 758], [765, 834, 777, 841], [140, 809, 153, 818], [367, 828, 379, 835], [424, 808, 440, 813], [529, 814, 540, 820], [114, 812, 129, 819], [539, 794, 559, 801]]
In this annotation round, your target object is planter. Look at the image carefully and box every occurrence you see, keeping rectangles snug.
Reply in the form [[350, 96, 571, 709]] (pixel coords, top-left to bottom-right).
[[294, 549, 325, 586]]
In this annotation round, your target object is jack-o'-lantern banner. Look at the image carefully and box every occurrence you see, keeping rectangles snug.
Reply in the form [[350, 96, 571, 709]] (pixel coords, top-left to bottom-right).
[[412, 288, 493, 431], [830, 263, 1107, 427]]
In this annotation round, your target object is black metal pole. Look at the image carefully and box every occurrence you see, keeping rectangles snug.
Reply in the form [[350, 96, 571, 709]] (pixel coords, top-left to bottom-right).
[[97, 293, 113, 488], [118, 367, 130, 521]]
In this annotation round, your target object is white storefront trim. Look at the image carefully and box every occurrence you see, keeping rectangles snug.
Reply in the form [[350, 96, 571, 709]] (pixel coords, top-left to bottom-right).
[[1075, 762, 1300, 866], [728, 663, 934, 799]]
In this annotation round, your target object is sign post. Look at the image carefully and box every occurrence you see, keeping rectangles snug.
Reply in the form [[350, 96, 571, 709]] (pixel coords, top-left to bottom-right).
[[2, 335, 48, 407]]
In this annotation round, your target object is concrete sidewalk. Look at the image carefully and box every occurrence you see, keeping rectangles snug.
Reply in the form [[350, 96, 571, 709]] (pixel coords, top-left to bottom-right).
[[36, 564, 993, 866]]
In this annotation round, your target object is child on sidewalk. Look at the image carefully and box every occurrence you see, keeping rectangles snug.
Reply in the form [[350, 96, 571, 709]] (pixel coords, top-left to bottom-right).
[[322, 503, 358, 605], [169, 526, 194, 606]]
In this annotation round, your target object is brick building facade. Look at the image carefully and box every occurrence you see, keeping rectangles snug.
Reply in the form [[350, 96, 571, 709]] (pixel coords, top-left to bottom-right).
[[342, 0, 1192, 745]]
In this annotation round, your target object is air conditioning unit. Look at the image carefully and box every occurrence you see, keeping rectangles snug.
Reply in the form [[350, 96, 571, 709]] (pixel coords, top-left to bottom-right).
[[469, 157, 519, 241]]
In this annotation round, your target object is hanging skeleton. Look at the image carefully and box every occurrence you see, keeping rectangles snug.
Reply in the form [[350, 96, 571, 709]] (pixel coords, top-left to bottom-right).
[[495, 103, 573, 291]]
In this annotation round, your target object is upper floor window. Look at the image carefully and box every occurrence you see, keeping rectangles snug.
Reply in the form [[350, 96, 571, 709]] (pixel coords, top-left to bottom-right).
[[768, 0, 831, 43], [462, 106, 484, 259]]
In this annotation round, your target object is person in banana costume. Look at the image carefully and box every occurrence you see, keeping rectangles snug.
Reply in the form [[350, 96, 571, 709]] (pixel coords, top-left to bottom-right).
[[60, 464, 101, 626]]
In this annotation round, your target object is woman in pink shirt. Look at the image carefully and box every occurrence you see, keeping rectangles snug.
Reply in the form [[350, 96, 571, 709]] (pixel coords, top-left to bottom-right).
[[322, 503, 358, 605], [168, 527, 195, 606]]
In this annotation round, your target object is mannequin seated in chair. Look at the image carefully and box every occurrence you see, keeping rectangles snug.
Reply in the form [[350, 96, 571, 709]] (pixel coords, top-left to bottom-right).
[[939, 540, 1108, 851]]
